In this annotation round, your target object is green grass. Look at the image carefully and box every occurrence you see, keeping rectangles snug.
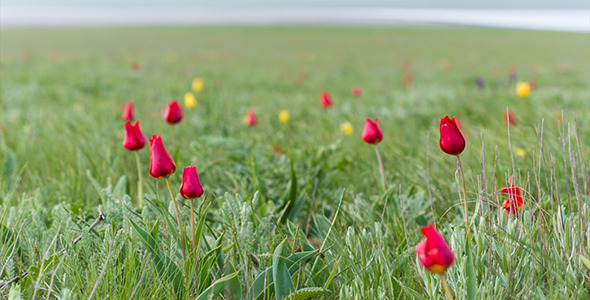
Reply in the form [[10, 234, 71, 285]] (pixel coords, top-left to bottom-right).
[[1, 26, 589, 299]]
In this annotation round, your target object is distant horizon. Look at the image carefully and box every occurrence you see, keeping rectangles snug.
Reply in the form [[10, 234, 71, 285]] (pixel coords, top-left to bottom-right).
[[1, 7, 588, 32], [1, 0, 589, 10]]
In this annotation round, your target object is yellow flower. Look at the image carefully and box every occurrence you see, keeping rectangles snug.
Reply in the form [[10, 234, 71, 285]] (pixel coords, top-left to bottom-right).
[[278, 110, 290, 124], [516, 82, 531, 98], [515, 147, 526, 157], [184, 92, 197, 109], [340, 122, 353, 135], [166, 53, 177, 64], [192, 78, 204, 93]]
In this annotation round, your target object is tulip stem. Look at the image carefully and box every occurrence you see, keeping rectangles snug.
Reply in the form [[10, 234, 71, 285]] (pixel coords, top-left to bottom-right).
[[189, 199, 196, 259], [170, 126, 176, 151], [165, 178, 186, 258], [134, 151, 143, 209], [439, 273, 454, 300], [374, 145, 387, 193], [457, 155, 470, 235]]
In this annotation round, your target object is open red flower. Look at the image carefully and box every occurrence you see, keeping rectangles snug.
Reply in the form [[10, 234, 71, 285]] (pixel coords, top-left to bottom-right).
[[244, 108, 258, 126], [180, 166, 204, 199], [122, 121, 146, 151], [439, 116, 465, 156], [351, 86, 361, 97], [122, 102, 134, 122], [149, 135, 176, 178], [320, 91, 333, 108], [164, 100, 183, 124], [416, 224, 455, 274], [501, 175, 523, 214], [504, 110, 517, 126], [362, 118, 383, 144]]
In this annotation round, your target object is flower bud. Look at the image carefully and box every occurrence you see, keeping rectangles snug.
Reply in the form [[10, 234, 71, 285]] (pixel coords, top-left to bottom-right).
[[439, 116, 465, 156], [122, 121, 146, 151]]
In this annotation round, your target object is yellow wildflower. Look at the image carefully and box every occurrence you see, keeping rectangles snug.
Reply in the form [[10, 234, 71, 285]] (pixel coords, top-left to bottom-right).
[[516, 82, 531, 98], [340, 122, 353, 135], [192, 78, 204, 93], [184, 92, 197, 109], [515, 148, 526, 157], [278, 110, 290, 124]]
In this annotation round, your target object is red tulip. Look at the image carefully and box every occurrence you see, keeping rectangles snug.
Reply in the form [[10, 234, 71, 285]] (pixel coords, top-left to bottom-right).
[[244, 108, 258, 126], [149, 135, 176, 178], [122, 121, 146, 151], [351, 86, 361, 97], [180, 166, 204, 199], [164, 100, 183, 124], [501, 175, 523, 214], [439, 116, 465, 156], [415, 224, 455, 274], [320, 91, 333, 108], [362, 118, 383, 144], [122, 102, 134, 122], [504, 110, 517, 126]]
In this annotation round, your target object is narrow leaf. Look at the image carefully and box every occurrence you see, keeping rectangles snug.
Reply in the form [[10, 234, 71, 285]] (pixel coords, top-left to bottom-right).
[[273, 239, 295, 300], [196, 270, 240, 300]]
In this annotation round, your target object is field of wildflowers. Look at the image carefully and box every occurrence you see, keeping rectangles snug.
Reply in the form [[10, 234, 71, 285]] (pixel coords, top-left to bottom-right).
[[1, 27, 589, 299]]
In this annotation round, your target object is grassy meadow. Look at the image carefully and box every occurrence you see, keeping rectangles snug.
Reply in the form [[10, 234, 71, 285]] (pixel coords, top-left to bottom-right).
[[1, 26, 589, 299]]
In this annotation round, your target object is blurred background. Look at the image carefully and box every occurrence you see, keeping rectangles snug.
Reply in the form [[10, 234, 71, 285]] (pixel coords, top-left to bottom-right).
[[2, 0, 589, 31]]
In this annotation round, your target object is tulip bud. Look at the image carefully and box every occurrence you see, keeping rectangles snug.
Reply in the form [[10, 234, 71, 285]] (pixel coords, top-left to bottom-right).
[[351, 86, 361, 97], [320, 91, 333, 109], [244, 108, 257, 126], [122, 102, 134, 122], [362, 118, 383, 144], [149, 135, 176, 178], [504, 110, 517, 126], [164, 100, 183, 124], [180, 165, 204, 199], [122, 121, 146, 151], [415, 224, 455, 274], [439, 116, 465, 156]]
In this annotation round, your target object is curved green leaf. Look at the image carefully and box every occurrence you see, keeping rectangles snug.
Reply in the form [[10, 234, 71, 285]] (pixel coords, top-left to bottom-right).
[[273, 239, 295, 300], [196, 270, 240, 300]]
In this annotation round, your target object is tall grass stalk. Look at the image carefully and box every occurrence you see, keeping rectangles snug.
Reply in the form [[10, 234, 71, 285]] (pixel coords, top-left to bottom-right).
[[134, 151, 144, 209]]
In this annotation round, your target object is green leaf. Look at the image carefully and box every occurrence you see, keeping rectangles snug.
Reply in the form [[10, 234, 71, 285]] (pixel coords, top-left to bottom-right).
[[128, 218, 157, 252], [580, 254, 590, 270], [113, 175, 127, 200], [273, 239, 296, 300], [391, 276, 426, 300], [196, 270, 240, 300], [194, 201, 211, 259], [286, 287, 330, 300], [280, 156, 298, 223], [213, 234, 242, 299], [465, 235, 477, 300], [251, 250, 318, 299], [128, 218, 184, 299], [7, 284, 21, 300]]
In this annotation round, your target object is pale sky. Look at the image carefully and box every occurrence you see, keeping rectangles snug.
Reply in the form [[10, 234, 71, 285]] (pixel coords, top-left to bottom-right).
[[1, 0, 588, 9]]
